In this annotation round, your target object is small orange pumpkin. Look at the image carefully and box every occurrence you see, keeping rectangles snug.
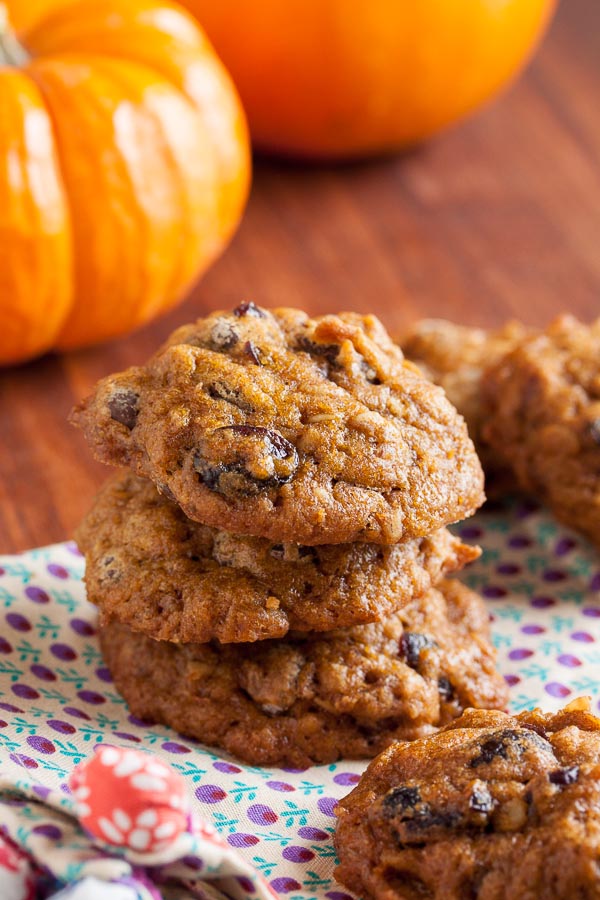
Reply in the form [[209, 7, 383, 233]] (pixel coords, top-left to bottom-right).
[[0, 0, 250, 364], [185, 0, 557, 159]]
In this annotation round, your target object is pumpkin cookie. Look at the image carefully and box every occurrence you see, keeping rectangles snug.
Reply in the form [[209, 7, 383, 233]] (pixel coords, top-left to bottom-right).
[[401, 318, 527, 457], [335, 700, 600, 900], [78, 473, 479, 644], [71, 305, 484, 545], [482, 316, 600, 547], [99, 579, 507, 767]]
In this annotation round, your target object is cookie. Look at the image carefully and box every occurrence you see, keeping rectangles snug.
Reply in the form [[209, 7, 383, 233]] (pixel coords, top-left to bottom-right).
[[99, 579, 507, 767], [71, 305, 485, 545], [335, 699, 600, 900], [401, 318, 527, 474], [482, 316, 600, 547], [79, 473, 479, 643]]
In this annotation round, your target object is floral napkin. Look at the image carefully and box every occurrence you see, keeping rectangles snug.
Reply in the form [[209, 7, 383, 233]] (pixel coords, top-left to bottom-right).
[[0, 496, 599, 899]]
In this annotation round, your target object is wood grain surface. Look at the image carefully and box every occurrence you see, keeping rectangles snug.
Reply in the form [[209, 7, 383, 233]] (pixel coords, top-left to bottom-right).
[[1, 0, 599, 552]]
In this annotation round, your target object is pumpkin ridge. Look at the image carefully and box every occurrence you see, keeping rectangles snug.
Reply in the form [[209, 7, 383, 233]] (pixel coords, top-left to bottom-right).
[[28, 53, 164, 347], [90, 52, 225, 319], [0, 68, 74, 363], [28, 52, 215, 348], [19, 0, 250, 248]]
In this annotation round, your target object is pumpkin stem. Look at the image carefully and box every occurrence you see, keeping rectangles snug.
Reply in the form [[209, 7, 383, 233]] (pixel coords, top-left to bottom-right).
[[0, 6, 29, 67]]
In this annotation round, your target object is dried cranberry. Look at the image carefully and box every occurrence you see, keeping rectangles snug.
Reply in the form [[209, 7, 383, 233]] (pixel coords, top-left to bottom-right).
[[384, 786, 459, 836], [207, 382, 254, 412], [194, 426, 299, 498], [224, 426, 296, 462], [399, 633, 436, 671], [437, 676, 455, 702], [107, 390, 139, 430], [383, 786, 421, 817], [243, 341, 262, 365], [209, 319, 239, 350], [233, 301, 265, 318], [297, 335, 340, 363], [549, 766, 579, 786], [470, 728, 553, 768]]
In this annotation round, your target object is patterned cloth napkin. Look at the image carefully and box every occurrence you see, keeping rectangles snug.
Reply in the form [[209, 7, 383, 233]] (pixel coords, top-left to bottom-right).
[[1, 496, 600, 899]]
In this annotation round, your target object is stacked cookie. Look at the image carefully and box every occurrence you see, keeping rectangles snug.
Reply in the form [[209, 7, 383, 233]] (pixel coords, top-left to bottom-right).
[[73, 304, 507, 767]]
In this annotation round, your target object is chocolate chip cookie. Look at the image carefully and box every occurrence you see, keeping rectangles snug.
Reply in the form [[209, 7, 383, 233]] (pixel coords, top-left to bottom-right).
[[99, 579, 507, 767], [71, 305, 485, 545], [482, 315, 600, 547], [335, 699, 600, 900], [78, 473, 478, 643]]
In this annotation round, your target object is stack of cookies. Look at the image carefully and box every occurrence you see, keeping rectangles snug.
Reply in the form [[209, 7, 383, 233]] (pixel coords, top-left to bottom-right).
[[72, 304, 507, 767]]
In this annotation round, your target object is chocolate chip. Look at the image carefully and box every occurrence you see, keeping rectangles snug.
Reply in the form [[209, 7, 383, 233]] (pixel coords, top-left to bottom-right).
[[107, 390, 139, 430], [469, 783, 495, 815], [244, 341, 262, 365], [438, 676, 455, 702], [298, 335, 340, 363], [269, 544, 285, 560], [233, 301, 266, 318], [589, 419, 600, 445], [209, 319, 239, 350], [470, 728, 553, 768], [549, 765, 579, 786], [207, 381, 254, 413], [399, 633, 436, 671]]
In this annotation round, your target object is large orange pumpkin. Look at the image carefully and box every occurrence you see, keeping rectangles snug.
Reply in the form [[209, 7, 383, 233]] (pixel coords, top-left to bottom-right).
[[4, 0, 59, 32], [184, 0, 557, 158], [0, 0, 250, 364]]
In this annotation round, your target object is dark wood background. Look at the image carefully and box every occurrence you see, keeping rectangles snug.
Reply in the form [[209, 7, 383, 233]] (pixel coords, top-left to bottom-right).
[[1, 0, 599, 553]]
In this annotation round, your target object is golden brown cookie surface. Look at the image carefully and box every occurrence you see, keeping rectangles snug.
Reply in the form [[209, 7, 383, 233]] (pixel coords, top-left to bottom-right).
[[71, 305, 484, 545], [482, 315, 600, 547], [335, 701, 600, 900], [401, 318, 527, 441], [78, 473, 479, 643], [99, 579, 507, 767]]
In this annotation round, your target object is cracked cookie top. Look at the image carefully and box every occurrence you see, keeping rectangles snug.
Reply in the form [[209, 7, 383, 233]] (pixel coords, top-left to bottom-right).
[[71, 305, 484, 545]]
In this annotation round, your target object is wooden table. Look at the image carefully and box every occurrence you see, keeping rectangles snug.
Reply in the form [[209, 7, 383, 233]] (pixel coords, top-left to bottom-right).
[[1, 0, 599, 553]]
